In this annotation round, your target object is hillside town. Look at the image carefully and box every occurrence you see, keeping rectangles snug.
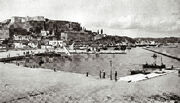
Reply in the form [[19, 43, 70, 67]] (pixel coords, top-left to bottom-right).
[[1, 16, 180, 52], [0, 16, 105, 50]]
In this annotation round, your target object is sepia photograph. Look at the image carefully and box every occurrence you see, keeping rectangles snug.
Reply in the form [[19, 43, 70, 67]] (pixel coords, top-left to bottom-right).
[[0, 0, 180, 102]]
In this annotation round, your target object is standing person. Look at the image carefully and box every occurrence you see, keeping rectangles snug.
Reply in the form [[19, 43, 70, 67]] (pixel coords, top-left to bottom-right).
[[171, 65, 174, 69], [99, 70, 102, 79], [115, 71, 118, 82], [103, 70, 106, 79], [54, 68, 56, 72], [110, 70, 112, 80], [86, 72, 89, 77], [109, 60, 113, 80]]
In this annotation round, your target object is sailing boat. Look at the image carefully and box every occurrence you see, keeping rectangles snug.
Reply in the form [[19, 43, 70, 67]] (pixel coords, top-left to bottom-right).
[[69, 42, 75, 50], [62, 44, 71, 56]]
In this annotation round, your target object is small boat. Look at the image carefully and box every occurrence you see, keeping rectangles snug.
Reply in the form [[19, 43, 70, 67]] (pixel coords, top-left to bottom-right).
[[152, 54, 157, 58], [154, 71, 166, 74], [130, 69, 150, 75], [120, 45, 126, 50], [114, 47, 120, 50], [142, 63, 166, 69]]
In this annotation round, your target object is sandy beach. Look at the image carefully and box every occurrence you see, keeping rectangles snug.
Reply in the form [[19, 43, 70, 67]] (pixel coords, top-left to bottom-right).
[[0, 62, 180, 103]]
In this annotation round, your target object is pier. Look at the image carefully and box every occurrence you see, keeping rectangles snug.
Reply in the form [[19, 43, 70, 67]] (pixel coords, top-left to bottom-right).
[[143, 48, 180, 61]]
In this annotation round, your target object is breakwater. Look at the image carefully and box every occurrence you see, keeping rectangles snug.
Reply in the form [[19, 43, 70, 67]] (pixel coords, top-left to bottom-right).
[[143, 48, 180, 61], [0, 55, 26, 62], [0, 52, 63, 62], [0, 50, 126, 62]]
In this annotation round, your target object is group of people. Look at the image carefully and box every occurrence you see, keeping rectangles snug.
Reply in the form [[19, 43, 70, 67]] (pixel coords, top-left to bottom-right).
[[85, 70, 118, 81], [99, 70, 118, 81], [7, 53, 10, 58], [23, 51, 35, 55]]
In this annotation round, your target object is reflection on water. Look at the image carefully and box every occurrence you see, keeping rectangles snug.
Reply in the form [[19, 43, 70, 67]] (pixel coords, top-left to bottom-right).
[[15, 47, 180, 77]]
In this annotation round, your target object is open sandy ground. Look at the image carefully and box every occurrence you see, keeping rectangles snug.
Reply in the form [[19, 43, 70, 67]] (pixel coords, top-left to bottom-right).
[[0, 63, 180, 103]]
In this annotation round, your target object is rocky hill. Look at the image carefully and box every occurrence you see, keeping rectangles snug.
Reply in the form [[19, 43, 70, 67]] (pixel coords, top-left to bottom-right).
[[95, 35, 136, 45], [0, 16, 82, 39]]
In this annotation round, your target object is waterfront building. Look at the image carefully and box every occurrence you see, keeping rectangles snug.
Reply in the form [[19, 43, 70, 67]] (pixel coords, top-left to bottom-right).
[[13, 42, 26, 48], [41, 45, 54, 49], [13, 34, 33, 41], [28, 42, 38, 48], [48, 40, 64, 47], [0, 39, 5, 44], [41, 30, 49, 36], [61, 32, 68, 41]]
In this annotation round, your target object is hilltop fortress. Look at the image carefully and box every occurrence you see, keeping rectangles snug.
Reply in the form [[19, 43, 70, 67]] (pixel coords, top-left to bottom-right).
[[10, 16, 45, 23]]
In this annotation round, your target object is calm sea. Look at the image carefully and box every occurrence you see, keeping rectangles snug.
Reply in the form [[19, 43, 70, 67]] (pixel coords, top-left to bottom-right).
[[16, 47, 180, 78]]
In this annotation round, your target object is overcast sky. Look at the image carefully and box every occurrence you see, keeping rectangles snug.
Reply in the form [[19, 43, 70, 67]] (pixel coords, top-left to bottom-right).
[[0, 0, 180, 37]]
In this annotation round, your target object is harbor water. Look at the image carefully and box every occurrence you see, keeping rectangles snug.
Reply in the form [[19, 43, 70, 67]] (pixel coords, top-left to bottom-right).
[[14, 47, 180, 78]]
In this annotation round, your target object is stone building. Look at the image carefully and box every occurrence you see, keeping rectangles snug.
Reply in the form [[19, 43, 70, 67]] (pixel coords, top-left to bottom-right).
[[61, 31, 93, 42], [10, 16, 45, 23], [94, 34, 106, 40], [13, 34, 33, 41]]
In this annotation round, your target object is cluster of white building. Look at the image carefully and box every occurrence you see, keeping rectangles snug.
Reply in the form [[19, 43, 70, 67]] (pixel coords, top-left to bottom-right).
[[12, 29, 65, 49]]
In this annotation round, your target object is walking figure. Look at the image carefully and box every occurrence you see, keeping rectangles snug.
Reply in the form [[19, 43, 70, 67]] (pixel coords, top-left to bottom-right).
[[115, 71, 118, 82]]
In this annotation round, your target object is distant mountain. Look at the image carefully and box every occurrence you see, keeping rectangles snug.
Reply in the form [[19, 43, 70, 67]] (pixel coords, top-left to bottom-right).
[[95, 35, 136, 45], [135, 37, 180, 43]]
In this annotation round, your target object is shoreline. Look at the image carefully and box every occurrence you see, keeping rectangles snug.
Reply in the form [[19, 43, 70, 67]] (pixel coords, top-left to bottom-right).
[[0, 49, 126, 62]]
